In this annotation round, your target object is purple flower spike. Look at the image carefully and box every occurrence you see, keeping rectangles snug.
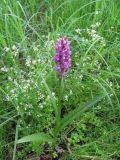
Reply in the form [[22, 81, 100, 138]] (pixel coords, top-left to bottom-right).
[[54, 37, 71, 78]]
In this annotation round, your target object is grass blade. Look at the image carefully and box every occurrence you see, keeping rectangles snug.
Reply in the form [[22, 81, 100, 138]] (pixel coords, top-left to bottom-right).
[[12, 120, 19, 160]]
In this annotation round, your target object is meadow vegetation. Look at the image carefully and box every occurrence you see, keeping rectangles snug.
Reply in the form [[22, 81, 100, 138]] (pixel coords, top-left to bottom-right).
[[0, 0, 120, 159]]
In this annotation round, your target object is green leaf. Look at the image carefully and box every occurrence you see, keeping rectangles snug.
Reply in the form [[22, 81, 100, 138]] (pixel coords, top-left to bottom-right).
[[17, 133, 53, 144], [55, 93, 106, 136]]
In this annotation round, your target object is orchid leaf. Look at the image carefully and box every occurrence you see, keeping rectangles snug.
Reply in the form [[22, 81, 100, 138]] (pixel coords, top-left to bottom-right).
[[55, 93, 106, 136], [17, 133, 53, 144]]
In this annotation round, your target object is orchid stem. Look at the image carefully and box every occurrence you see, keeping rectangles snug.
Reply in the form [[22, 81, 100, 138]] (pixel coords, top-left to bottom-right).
[[58, 78, 62, 123], [53, 78, 63, 148]]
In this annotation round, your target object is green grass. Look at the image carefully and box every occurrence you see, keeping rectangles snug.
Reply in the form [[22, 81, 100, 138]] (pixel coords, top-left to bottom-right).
[[0, 0, 120, 159]]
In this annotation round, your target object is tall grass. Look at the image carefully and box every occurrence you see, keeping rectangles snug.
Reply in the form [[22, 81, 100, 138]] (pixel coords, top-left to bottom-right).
[[0, 0, 120, 159]]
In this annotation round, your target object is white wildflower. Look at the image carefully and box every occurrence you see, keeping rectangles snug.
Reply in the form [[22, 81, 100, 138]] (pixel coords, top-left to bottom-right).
[[42, 35, 45, 38], [109, 82, 113, 87], [79, 74, 83, 80], [14, 49, 19, 56], [16, 106, 19, 110], [110, 94, 113, 97], [98, 64, 101, 69], [75, 28, 81, 33], [4, 47, 10, 52], [5, 95, 10, 101], [26, 57, 31, 67], [32, 60, 36, 65], [23, 84, 29, 90], [8, 76, 12, 81], [95, 10, 100, 15], [70, 90, 73, 95], [64, 95, 68, 101], [1, 66, 8, 72], [96, 22, 101, 27], [12, 45, 17, 51], [73, 35, 79, 40], [52, 92, 55, 96], [10, 89, 15, 94], [39, 104, 43, 109], [33, 46, 38, 52], [91, 29, 96, 34]]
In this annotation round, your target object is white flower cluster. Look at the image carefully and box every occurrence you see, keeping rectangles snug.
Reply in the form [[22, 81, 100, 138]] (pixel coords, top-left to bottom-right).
[[88, 29, 105, 45], [1, 66, 8, 72], [74, 22, 106, 47], [4, 47, 10, 52], [64, 90, 73, 101], [91, 22, 101, 28], [2, 44, 19, 57], [75, 28, 81, 34], [95, 10, 100, 15], [45, 40, 54, 51], [1, 39, 57, 130]]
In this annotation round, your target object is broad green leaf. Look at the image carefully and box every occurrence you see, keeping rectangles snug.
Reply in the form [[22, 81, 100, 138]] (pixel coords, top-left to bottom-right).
[[17, 133, 53, 144], [55, 93, 106, 136]]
